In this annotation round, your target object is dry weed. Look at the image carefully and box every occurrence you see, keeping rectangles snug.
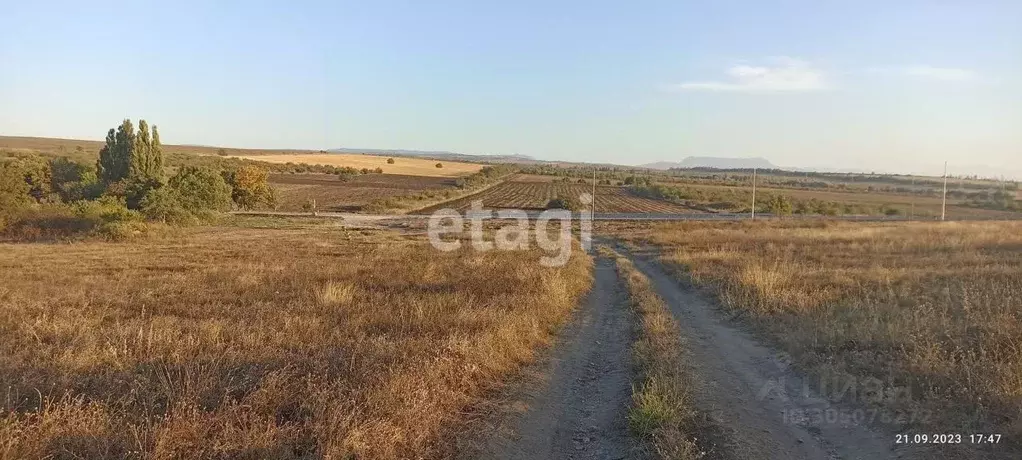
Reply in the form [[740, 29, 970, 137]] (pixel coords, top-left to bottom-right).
[[612, 251, 701, 459], [611, 220, 1022, 458], [0, 225, 592, 458]]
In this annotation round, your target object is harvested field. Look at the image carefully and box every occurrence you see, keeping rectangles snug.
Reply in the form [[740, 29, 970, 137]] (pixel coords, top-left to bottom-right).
[[270, 173, 457, 212], [610, 220, 1022, 459], [416, 180, 698, 213], [230, 154, 482, 178], [0, 222, 593, 459]]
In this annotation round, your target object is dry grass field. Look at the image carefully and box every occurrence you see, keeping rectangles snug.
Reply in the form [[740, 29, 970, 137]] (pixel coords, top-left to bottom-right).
[[0, 221, 593, 459], [270, 173, 458, 212], [610, 220, 1022, 458], [416, 180, 698, 213], [229, 154, 482, 178], [0, 135, 318, 159]]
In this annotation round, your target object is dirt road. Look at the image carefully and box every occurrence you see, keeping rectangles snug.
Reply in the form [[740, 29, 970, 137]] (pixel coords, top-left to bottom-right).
[[623, 250, 905, 460], [480, 257, 646, 460], [476, 246, 913, 460]]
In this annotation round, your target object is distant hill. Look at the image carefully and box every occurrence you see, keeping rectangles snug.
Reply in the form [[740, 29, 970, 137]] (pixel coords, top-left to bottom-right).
[[641, 157, 777, 170], [328, 147, 535, 164]]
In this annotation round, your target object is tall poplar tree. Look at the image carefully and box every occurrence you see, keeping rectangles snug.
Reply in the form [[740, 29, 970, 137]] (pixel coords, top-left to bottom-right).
[[97, 118, 165, 185], [133, 119, 152, 179], [97, 119, 136, 184], [150, 124, 164, 177]]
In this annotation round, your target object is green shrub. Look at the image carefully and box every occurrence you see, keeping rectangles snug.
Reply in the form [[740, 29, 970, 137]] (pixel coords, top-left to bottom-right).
[[1, 197, 150, 241], [169, 166, 233, 212], [546, 195, 583, 211], [96, 220, 153, 241], [14, 156, 54, 201], [124, 177, 164, 210], [139, 187, 195, 225], [882, 205, 903, 216], [0, 162, 33, 229], [50, 157, 102, 202], [73, 196, 142, 224], [1, 205, 99, 241], [624, 176, 652, 186], [765, 194, 793, 215]]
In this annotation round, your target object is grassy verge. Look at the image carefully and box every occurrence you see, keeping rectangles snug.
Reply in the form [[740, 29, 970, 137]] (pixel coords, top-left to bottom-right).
[[608, 248, 701, 459], [610, 220, 1022, 458], [0, 225, 592, 459]]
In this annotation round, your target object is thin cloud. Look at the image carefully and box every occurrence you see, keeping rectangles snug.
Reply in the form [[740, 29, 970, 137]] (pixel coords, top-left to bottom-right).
[[667, 58, 830, 93], [902, 65, 979, 81], [867, 65, 980, 82]]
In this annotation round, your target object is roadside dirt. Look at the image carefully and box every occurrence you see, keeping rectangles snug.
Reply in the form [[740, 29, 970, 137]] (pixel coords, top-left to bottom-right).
[[477, 257, 647, 460], [621, 248, 910, 460]]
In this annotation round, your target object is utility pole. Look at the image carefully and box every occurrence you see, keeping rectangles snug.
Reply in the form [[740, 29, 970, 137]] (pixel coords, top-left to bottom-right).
[[941, 161, 948, 221], [751, 168, 758, 220], [1001, 176, 1007, 209], [910, 176, 915, 219], [592, 167, 597, 217]]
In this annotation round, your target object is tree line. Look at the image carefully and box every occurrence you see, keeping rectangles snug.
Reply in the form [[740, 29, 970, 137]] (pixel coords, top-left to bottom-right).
[[1, 119, 275, 240]]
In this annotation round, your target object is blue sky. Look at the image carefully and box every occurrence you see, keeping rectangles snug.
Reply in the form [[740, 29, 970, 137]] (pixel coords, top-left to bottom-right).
[[1, 1, 1020, 176]]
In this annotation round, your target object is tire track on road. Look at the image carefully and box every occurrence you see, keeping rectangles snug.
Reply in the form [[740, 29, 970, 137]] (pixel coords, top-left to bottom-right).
[[479, 256, 646, 460], [620, 248, 905, 460]]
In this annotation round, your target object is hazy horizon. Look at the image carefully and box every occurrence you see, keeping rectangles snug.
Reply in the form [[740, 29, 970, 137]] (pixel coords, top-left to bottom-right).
[[2, 1, 1019, 179]]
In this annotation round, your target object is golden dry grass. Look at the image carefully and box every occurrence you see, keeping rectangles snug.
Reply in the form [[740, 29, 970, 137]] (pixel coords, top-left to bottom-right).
[[610, 220, 1022, 458], [229, 154, 482, 178], [607, 249, 700, 460], [0, 223, 592, 459]]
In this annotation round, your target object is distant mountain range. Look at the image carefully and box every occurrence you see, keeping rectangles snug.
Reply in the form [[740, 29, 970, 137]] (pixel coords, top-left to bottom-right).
[[640, 157, 778, 170], [328, 147, 535, 164]]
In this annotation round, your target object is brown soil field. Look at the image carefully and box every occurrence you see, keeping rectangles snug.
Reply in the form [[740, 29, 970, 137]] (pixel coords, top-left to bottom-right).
[[231, 154, 482, 178], [609, 220, 1022, 459], [511, 174, 577, 183], [417, 181, 698, 213], [270, 173, 458, 212], [0, 222, 593, 459]]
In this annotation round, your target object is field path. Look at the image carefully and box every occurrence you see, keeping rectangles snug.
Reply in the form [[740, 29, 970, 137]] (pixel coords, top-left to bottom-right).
[[621, 247, 906, 460], [479, 257, 646, 460]]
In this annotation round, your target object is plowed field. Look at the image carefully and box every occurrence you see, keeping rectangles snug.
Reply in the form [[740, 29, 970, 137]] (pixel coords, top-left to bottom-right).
[[415, 181, 697, 213]]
